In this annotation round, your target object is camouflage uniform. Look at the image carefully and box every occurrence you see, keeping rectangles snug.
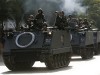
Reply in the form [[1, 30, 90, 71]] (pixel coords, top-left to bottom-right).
[[27, 15, 34, 30], [67, 15, 73, 23], [83, 18, 90, 29], [55, 11, 67, 30], [67, 15, 78, 29], [35, 9, 46, 30], [78, 18, 83, 28], [41, 22, 47, 31]]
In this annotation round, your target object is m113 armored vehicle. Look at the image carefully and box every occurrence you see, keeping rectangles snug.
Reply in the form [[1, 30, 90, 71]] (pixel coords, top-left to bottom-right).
[[71, 28, 100, 59], [92, 29, 100, 55], [2, 28, 72, 70]]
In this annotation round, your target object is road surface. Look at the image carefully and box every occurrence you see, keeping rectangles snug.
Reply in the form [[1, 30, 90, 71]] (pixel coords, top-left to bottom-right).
[[0, 55, 100, 75]]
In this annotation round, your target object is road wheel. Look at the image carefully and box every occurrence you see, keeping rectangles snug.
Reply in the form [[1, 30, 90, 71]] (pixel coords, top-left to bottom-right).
[[95, 43, 100, 55], [64, 53, 71, 67], [81, 48, 93, 60], [3, 56, 35, 71], [45, 52, 71, 69], [45, 55, 55, 69]]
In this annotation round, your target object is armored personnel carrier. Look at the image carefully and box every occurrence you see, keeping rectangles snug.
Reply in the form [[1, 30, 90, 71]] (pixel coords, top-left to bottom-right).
[[71, 28, 100, 59], [71, 29, 94, 59], [92, 29, 100, 55], [2, 27, 72, 70]]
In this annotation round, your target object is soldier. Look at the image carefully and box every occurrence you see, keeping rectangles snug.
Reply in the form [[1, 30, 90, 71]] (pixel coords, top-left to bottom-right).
[[90, 20, 95, 28], [83, 18, 90, 29], [78, 18, 83, 28], [67, 15, 78, 29], [42, 22, 50, 32], [67, 15, 73, 27], [55, 11, 67, 30], [34, 8, 46, 30], [27, 15, 34, 30], [67, 15, 73, 22], [55, 11, 59, 17]]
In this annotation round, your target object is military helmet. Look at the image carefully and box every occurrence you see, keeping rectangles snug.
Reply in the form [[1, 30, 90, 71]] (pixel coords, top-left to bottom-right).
[[38, 8, 43, 14], [84, 18, 87, 21], [61, 11, 64, 15], [55, 11, 58, 13], [29, 15, 34, 18], [43, 22, 48, 27], [79, 18, 82, 21], [68, 15, 72, 18]]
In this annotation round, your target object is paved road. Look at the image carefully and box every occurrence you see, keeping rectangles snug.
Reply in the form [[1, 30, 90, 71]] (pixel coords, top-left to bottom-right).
[[0, 55, 100, 75]]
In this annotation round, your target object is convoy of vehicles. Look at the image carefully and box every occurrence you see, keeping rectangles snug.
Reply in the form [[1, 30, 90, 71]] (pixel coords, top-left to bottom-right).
[[0, 13, 100, 71]]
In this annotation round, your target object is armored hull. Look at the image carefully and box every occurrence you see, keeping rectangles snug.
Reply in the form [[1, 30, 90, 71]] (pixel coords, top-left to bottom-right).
[[2, 29, 72, 70], [71, 30, 94, 59], [93, 31, 100, 54]]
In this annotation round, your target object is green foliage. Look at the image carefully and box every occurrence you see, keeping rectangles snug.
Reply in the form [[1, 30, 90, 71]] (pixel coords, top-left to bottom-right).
[[7, 0, 24, 25], [83, 0, 100, 28], [0, 0, 8, 21], [0, 0, 24, 29]]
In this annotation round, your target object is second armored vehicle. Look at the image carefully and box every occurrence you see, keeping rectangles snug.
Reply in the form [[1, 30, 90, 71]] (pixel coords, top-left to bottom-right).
[[71, 28, 100, 59]]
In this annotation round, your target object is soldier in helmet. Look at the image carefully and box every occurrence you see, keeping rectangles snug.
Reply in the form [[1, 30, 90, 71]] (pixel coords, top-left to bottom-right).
[[67, 15, 73, 24], [67, 15, 73, 22], [90, 20, 95, 28], [34, 8, 46, 30], [55, 11, 67, 30], [67, 15, 73, 27], [83, 18, 90, 29], [42, 22, 50, 32], [55, 11, 59, 17], [67, 15, 78, 29], [78, 18, 83, 28], [27, 15, 34, 30]]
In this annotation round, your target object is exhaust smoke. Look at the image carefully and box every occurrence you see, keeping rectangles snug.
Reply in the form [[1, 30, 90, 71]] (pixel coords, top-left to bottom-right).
[[61, 0, 87, 15], [20, 0, 87, 24]]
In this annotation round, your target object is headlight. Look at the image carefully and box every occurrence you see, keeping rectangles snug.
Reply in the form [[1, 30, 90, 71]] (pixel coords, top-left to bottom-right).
[[48, 32, 52, 35], [7, 32, 14, 39]]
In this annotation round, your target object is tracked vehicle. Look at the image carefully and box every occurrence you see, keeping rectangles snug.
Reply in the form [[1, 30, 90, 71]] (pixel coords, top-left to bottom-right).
[[71, 28, 100, 59], [2, 28, 72, 70], [92, 29, 100, 55], [71, 29, 94, 59]]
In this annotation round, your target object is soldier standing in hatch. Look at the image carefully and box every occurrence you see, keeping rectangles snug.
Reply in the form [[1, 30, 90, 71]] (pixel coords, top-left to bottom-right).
[[78, 18, 83, 28], [67, 15, 73, 24], [54, 11, 59, 28], [83, 18, 90, 29], [34, 8, 46, 30], [67, 15, 78, 29], [67, 15, 74, 28], [42, 22, 50, 33], [27, 15, 34, 30], [55, 11, 67, 30]]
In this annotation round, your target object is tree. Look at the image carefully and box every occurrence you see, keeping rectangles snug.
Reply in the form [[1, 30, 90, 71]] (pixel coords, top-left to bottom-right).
[[83, 0, 100, 28], [0, 0, 24, 30], [0, 0, 8, 23], [7, 0, 24, 29], [0, 0, 9, 32]]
